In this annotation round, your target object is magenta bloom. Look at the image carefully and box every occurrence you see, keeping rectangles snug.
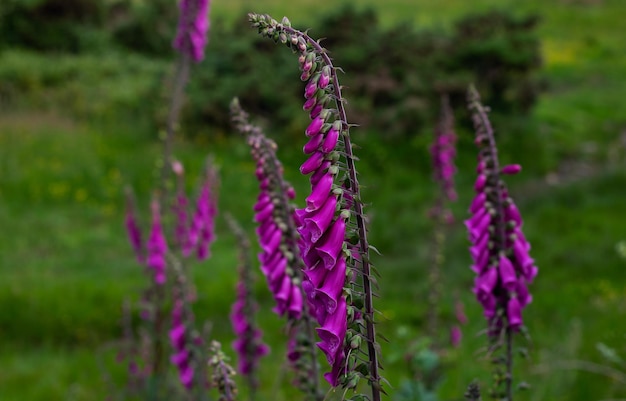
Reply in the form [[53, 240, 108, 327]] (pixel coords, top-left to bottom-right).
[[169, 299, 194, 389], [146, 201, 167, 285], [430, 97, 458, 202], [184, 178, 217, 260], [230, 281, 269, 376], [247, 134, 305, 321], [466, 88, 537, 333], [173, 0, 211, 62], [125, 209, 144, 263]]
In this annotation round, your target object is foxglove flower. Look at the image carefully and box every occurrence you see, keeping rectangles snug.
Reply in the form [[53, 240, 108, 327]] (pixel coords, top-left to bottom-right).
[[466, 86, 538, 333], [170, 298, 194, 389], [430, 94, 458, 203], [250, 15, 383, 397], [146, 201, 167, 285], [227, 215, 269, 386], [230, 280, 270, 375], [173, 0, 211, 62], [171, 160, 191, 249], [124, 196, 144, 263], [184, 167, 218, 260], [231, 99, 324, 400]]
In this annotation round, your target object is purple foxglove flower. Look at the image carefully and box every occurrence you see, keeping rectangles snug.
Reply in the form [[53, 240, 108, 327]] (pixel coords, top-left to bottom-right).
[[287, 284, 303, 319], [515, 279, 533, 307], [170, 299, 194, 389], [501, 164, 522, 175], [316, 295, 347, 365], [315, 218, 346, 270], [474, 174, 487, 192], [261, 228, 282, 255], [267, 257, 287, 287], [310, 103, 323, 119], [505, 202, 523, 227], [310, 160, 331, 186], [321, 125, 340, 153], [173, 0, 211, 63], [303, 133, 324, 154], [253, 193, 270, 211], [312, 257, 346, 315], [305, 173, 333, 211], [305, 115, 325, 137], [125, 210, 144, 263], [303, 97, 317, 111], [254, 201, 274, 223], [498, 254, 518, 291], [304, 265, 328, 293], [474, 267, 498, 297], [147, 203, 167, 285], [305, 79, 318, 98], [323, 350, 346, 387], [467, 87, 538, 336], [507, 297, 523, 330], [469, 192, 487, 214], [318, 66, 331, 89], [300, 151, 324, 175], [304, 195, 337, 243]]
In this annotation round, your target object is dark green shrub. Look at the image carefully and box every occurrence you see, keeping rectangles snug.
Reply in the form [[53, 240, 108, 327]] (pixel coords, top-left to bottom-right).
[[0, 0, 107, 52]]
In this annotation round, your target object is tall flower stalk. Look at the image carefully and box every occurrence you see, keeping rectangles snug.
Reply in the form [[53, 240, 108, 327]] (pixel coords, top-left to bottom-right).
[[466, 86, 538, 400], [230, 99, 323, 401], [226, 214, 270, 399], [426, 93, 458, 340], [249, 14, 384, 399], [161, 0, 212, 198]]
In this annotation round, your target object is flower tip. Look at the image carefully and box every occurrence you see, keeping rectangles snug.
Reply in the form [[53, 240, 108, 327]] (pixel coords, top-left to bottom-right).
[[501, 164, 522, 175]]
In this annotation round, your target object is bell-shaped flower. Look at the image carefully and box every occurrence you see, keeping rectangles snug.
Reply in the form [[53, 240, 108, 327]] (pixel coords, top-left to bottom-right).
[[305, 173, 333, 211], [300, 151, 324, 175], [315, 217, 346, 270], [498, 254, 518, 291], [316, 295, 347, 364], [304, 195, 337, 243]]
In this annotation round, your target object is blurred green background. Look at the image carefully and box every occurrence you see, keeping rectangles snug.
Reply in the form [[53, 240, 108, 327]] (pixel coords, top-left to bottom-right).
[[1, 0, 625, 400]]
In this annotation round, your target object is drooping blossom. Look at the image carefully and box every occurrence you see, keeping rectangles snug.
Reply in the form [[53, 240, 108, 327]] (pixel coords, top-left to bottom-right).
[[169, 298, 194, 389], [173, 0, 211, 62], [466, 87, 537, 333], [250, 16, 383, 395], [292, 52, 352, 387], [146, 200, 167, 285]]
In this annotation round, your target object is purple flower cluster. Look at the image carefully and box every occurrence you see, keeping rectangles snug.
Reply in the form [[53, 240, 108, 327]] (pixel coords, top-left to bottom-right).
[[230, 280, 270, 375], [430, 97, 458, 203], [184, 176, 217, 260], [466, 94, 538, 332], [169, 299, 194, 389], [173, 0, 211, 62], [146, 201, 167, 285], [249, 134, 304, 319], [294, 50, 350, 386], [125, 205, 144, 264]]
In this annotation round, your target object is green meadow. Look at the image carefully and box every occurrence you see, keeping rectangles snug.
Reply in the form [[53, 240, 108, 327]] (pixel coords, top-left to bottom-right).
[[1, 0, 625, 400]]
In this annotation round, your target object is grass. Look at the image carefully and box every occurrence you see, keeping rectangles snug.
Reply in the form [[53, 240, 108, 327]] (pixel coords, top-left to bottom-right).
[[1, 0, 626, 400]]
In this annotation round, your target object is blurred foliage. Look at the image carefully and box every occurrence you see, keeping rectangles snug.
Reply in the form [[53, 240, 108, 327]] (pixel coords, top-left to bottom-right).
[[0, 2, 542, 141]]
